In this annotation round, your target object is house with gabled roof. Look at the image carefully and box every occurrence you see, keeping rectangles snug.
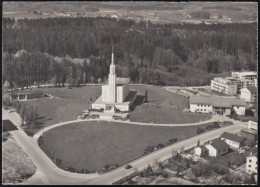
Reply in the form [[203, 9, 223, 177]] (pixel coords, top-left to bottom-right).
[[240, 86, 257, 103], [204, 139, 229, 157], [220, 132, 246, 149]]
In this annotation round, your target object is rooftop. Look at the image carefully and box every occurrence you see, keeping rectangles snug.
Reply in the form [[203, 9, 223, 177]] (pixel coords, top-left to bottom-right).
[[221, 132, 246, 143], [190, 96, 247, 107], [249, 119, 258, 123], [241, 128, 258, 135], [11, 90, 44, 96], [209, 139, 229, 151], [200, 145, 208, 152], [233, 71, 257, 76], [243, 86, 257, 94], [214, 77, 240, 83], [247, 147, 258, 157]]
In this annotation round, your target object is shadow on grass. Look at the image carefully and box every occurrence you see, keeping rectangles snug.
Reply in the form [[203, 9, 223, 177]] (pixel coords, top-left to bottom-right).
[[34, 116, 53, 128], [133, 95, 158, 107]]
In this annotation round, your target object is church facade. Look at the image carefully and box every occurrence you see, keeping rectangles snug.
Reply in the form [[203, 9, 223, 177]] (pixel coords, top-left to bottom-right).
[[91, 51, 137, 112]]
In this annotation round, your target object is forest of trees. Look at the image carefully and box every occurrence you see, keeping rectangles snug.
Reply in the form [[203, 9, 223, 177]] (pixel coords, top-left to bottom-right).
[[2, 17, 257, 88]]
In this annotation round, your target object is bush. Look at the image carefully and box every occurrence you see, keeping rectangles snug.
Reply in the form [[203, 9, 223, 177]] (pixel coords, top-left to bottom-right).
[[191, 178, 199, 183], [156, 143, 165, 149], [191, 163, 212, 177], [144, 145, 155, 154], [24, 128, 34, 137], [212, 164, 229, 175], [68, 166, 75, 172], [169, 138, 178, 144], [2, 132, 10, 142], [38, 136, 44, 145], [161, 171, 169, 178], [196, 127, 205, 134]]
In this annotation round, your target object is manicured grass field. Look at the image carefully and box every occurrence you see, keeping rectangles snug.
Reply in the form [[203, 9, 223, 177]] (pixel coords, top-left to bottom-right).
[[129, 85, 211, 124], [39, 121, 209, 172]]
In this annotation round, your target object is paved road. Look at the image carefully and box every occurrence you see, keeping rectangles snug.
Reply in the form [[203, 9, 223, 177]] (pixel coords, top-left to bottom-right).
[[2, 109, 247, 185], [34, 114, 230, 139]]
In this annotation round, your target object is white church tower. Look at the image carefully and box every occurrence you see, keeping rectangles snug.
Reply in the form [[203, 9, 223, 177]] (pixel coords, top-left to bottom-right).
[[108, 48, 116, 103]]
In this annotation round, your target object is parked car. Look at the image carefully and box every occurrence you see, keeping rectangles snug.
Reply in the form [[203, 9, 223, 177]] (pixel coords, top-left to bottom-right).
[[8, 109, 14, 113], [125, 164, 132, 169]]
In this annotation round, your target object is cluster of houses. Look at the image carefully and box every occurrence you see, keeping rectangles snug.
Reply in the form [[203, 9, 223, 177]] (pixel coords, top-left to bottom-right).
[[189, 71, 257, 116], [194, 119, 258, 175]]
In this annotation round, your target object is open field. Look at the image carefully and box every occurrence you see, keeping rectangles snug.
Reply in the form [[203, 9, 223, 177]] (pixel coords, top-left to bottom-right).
[[3, 11, 51, 20], [39, 121, 214, 172], [3, 2, 257, 23], [2, 136, 36, 183], [129, 85, 211, 124]]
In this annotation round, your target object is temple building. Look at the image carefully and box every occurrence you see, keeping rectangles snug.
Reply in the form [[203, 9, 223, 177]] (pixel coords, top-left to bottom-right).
[[91, 51, 137, 112]]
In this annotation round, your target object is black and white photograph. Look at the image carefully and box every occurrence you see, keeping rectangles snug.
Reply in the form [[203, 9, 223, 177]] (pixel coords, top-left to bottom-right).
[[2, 1, 258, 185]]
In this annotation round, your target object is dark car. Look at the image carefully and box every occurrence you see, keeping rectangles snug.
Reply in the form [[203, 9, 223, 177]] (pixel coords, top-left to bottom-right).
[[125, 164, 132, 169]]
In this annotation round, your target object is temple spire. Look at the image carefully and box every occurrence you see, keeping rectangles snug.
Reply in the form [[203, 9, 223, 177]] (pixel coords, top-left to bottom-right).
[[111, 45, 114, 65]]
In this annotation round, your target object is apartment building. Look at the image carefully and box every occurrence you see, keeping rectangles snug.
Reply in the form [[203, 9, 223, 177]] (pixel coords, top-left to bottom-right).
[[210, 77, 238, 95], [232, 71, 257, 80], [246, 147, 258, 174]]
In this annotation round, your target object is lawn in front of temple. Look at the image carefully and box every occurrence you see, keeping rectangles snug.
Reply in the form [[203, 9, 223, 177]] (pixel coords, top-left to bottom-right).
[[39, 121, 214, 172]]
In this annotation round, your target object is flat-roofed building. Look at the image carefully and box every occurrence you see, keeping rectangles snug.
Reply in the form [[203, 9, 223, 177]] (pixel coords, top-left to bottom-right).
[[236, 78, 255, 93], [246, 147, 258, 174], [232, 71, 257, 80], [210, 77, 238, 95], [240, 86, 257, 103], [10, 91, 44, 101], [190, 96, 247, 116]]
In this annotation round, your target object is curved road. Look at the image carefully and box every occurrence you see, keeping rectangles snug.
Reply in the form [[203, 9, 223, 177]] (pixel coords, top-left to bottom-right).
[[2, 109, 247, 185], [34, 114, 230, 139]]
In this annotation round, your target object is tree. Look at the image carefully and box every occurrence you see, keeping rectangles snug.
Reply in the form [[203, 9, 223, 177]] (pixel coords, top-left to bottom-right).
[[19, 103, 27, 126], [3, 80, 11, 91], [197, 139, 200, 146], [180, 146, 185, 154], [3, 94, 12, 107], [144, 90, 148, 102], [50, 76, 58, 86]]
